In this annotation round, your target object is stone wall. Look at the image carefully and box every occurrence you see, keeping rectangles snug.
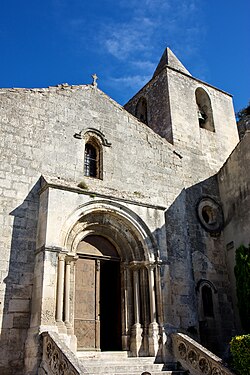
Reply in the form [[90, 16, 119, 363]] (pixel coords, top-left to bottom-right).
[[125, 72, 173, 143], [165, 174, 234, 356], [218, 131, 250, 331]]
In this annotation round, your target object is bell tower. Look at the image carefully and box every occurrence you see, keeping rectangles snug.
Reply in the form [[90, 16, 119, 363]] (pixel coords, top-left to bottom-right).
[[124, 47, 239, 172]]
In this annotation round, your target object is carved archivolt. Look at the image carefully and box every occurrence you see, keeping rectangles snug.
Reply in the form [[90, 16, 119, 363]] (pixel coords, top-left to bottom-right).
[[61, 200, 158, 261]]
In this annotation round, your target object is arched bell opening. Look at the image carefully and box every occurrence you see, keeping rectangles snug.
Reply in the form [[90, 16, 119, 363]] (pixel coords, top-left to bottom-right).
[[57, 202, 165, 358]]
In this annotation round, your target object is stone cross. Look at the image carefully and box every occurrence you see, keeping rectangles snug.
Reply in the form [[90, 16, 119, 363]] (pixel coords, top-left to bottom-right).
[[92, 73, 98, 87]]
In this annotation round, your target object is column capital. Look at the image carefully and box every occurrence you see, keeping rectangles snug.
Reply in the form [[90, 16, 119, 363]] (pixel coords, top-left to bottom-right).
[[145, 261, 157, 270], [65, 253, 78, 265], [58, 253, 66, 262], [120, 262, 129, 271], [129, 260, 144, 270]]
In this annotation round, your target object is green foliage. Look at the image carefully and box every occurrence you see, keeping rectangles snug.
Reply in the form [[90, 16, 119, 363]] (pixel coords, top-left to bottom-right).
[[133, 191, 143, 198], [234, 244, 250, 332], [77, 180, 88, 190], [236, 102, 250, 121], [230, 335, 250, 375]]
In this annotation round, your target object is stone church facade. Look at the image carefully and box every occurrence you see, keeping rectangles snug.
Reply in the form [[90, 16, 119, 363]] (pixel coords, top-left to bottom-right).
[[0, 48, 248, 374]]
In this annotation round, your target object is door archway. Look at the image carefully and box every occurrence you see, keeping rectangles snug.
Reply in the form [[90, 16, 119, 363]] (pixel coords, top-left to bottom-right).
[[58, 201, 166, 357]]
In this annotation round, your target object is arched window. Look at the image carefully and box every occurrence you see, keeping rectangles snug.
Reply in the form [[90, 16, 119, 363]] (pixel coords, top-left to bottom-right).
[[202, 285, 214, 317], [135, 97, 148, 124], [84, 142, 100, 178], [195, 88, 215, 132]]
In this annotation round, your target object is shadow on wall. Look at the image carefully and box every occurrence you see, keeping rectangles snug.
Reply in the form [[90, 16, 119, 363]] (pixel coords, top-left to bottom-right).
[[164, 174, 235, 357], [0, 181, 41, 375]]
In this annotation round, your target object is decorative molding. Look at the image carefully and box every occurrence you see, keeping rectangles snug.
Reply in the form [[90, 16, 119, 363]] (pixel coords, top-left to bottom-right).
[[196, 279, 218, 294], [40, 331, 86, 375], [197, 197, 224, 234], [74, 127, 112, 147], [172, 333, 235, 375]]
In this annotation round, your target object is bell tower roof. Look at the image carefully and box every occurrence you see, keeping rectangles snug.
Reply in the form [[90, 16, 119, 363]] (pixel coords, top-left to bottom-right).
[[153, 47, 192, 78]]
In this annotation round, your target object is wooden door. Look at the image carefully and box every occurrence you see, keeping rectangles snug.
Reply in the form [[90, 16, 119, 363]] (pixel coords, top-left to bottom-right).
[[74, 258, 100, 350]]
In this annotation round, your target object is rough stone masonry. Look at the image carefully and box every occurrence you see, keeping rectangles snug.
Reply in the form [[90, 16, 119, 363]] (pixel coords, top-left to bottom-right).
[[0, 47, 248, 375]]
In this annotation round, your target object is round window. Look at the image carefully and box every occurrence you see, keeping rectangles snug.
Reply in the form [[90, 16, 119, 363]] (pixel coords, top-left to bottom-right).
[[197, 198, 223, 233]]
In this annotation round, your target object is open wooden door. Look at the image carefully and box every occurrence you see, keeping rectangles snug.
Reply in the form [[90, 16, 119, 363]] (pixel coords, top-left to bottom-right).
[[74, 235, 121, 351], [74, 258, 100, 350]]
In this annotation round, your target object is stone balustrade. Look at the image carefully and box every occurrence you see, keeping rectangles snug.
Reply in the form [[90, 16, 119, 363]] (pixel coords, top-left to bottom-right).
[[39, 331, 86, 375], [172, 333, 235, 375]]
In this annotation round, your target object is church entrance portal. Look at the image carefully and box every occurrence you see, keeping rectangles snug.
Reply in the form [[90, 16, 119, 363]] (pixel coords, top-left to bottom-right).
[[74, 235, 121, 351]]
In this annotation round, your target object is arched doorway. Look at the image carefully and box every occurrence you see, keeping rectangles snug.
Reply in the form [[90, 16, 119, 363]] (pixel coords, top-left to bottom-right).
[[74, 235, 122, 351], [59, 202, 166, 357]]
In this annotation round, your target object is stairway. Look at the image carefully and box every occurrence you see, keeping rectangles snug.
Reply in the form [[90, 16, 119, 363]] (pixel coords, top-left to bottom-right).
[[77, 351, 188, 375]]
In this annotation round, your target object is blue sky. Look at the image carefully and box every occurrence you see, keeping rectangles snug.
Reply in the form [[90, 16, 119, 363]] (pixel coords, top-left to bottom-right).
[[0, 0, 249, 113]]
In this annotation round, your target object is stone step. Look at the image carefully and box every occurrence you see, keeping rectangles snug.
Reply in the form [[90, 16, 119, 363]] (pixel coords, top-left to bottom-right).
[[77, 352, 166, 362], [80, 363, 165, 372], [77, 351, 131, 359], [78, 357, 164, 364], [85, 373, 186, 375], [77, 352, 187, 374]]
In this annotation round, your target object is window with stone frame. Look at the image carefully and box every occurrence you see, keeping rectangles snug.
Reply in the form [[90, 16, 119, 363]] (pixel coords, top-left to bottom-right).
[[202, 285, 214, 317], [195, 87, 215, 132], [84, 139, 102, 178]]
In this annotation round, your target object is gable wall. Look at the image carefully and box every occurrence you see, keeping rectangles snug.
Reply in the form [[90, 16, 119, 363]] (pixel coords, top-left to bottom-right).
[[0, 84, 182, 373]]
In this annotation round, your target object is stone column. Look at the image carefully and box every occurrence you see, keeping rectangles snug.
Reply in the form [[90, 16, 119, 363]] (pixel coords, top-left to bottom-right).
[[64, 254, 78, 334], [130, 262, 143, 357], [121, 262, 130, 350], [63, 253, 78, 352], [56, 253, 67, 333], [133, 267, 140, 324], [147, 262, 160, 357], [148, 263, 157, 323], [155, 255, 167, 361]]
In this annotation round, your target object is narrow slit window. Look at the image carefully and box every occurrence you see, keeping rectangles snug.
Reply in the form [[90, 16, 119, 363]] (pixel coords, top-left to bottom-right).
[[84, 143, 97, 177]]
